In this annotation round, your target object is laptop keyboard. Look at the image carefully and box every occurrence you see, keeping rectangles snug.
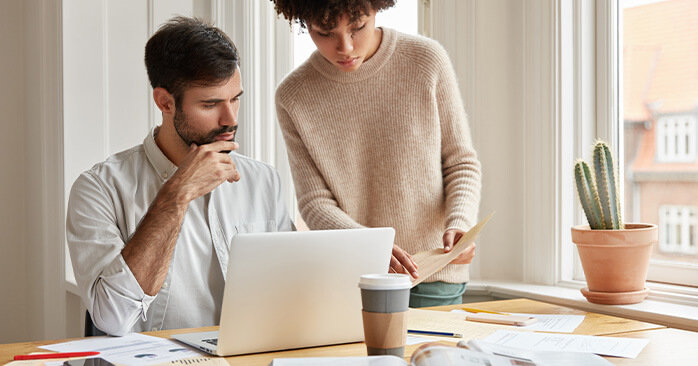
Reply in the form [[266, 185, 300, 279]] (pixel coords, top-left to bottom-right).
[[202, 338, 218, 346]]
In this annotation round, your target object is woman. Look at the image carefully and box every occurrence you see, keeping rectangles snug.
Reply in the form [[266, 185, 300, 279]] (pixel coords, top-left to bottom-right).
[[272, 0, 481, 307]]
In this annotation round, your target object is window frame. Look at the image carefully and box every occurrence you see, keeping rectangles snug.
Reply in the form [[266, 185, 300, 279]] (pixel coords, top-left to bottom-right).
[[616, 0, 698, 288], [556, 0, 698, 292], [472, 0, 698, 296], [392, 0, 698, 323]]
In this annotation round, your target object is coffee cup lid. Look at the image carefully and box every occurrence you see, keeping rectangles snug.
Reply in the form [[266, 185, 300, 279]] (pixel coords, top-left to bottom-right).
[[358, 273, 412, 290]]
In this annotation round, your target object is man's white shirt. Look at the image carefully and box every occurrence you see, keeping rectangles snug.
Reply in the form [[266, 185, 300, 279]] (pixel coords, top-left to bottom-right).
[[66, 128, 293, 336]]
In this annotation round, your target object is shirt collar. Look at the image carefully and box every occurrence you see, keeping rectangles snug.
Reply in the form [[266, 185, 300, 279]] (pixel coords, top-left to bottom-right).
[[144, 126, 178, 181]]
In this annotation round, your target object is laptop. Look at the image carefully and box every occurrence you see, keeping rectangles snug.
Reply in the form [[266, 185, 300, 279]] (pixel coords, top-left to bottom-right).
[[172, 227, 395, 356]]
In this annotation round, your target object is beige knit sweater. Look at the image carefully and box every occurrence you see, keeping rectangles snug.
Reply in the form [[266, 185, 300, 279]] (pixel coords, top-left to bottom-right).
[[275, 28, 481, 283]]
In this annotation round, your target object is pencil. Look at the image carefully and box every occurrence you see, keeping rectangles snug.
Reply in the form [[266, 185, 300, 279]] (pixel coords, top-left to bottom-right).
[[461, 307, 509, 315], [408, 329, 463, 338]]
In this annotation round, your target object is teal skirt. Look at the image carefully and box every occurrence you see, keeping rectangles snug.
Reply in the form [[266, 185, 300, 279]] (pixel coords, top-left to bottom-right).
[[409, 281, 467, 308]]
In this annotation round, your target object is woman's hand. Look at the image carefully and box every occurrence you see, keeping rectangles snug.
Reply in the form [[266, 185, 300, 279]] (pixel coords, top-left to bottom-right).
[[389, 244, 419, 278], [443, 228, 476, 264]]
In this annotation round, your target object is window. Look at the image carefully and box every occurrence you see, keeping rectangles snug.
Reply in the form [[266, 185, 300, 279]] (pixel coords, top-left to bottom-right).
[[622, 0, 698, 286], [659, 205, 698, 254], [656, 115, 697, 162]]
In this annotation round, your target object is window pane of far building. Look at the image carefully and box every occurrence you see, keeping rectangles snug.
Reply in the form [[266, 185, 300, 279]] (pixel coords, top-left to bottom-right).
[[623, 0, 698, 284], [293, 0, 419, 67]]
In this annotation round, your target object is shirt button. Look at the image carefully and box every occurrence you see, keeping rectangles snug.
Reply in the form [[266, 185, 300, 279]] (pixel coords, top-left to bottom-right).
[[161, 173, 168, 179], [162, 282, 168, 289]]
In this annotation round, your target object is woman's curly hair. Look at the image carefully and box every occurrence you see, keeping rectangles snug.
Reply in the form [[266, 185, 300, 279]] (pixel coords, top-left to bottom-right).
[[271, 0, 396, 30]]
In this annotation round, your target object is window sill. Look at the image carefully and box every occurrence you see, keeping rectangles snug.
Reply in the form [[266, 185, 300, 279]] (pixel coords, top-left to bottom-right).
[[467, 280, 698, 332]]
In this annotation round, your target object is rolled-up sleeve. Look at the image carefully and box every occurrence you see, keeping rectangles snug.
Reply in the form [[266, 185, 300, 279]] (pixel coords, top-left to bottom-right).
[[66, 171, 156, 336]]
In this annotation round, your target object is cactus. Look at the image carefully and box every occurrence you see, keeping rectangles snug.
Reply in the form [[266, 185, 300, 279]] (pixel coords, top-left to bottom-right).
[[574, 141, 624, 230], [574, 160, 603, 229]]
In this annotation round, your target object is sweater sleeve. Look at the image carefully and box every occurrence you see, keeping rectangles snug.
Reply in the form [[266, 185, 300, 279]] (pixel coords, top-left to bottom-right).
[[433, 44, 482, 231], [275, 101, 364, 230]]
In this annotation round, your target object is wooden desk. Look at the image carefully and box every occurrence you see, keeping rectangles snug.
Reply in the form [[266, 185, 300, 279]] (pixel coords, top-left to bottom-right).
[[0, 299, 690, 365], [431, 299, 666, 336]]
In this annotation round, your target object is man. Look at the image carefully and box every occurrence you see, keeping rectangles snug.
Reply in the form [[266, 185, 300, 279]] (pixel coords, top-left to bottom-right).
[[67, 17, 293, 336]]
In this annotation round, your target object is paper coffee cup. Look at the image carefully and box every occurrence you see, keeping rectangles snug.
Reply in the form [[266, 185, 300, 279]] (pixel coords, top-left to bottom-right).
[[359, 274, 412, 313], [359, 274, 412, 357]]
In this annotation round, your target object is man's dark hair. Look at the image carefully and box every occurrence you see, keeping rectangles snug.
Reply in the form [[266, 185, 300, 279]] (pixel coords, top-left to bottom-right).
[[145, 16, 239, 105], [270, 0, 396, 31]]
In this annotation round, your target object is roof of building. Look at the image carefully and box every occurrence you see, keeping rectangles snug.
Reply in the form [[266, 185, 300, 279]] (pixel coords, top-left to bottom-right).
[[624, 0, 698, 122], [626, 0, 698, 175]]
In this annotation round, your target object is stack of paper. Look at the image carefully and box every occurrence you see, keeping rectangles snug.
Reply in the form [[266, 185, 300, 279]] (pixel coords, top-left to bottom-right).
[[481, 330, 649, 358], [39, 333, 203, 365], [452, 309, 585, 333]]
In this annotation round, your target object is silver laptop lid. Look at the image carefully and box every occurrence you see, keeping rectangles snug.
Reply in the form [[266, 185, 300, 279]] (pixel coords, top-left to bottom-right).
[[217, 228, 394, 356]]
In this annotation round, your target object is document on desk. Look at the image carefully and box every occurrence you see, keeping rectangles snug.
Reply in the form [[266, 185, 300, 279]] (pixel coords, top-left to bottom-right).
[[408, 308, 516, 341], [482, 330, 649, 358], [452, 310, 585, 333], [40, 333, 203, 365], [270, 356, 406, 366], [407, 335, 446, 345]]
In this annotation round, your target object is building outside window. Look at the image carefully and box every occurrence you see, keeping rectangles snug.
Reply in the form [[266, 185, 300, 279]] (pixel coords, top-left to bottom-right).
[[658, 205, 698, 255], [623, 0, 698, 285], [656, 115, 697, 163]]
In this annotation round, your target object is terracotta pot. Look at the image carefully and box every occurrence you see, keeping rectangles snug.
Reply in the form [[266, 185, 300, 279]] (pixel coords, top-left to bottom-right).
[[571, 223, 657, 305]]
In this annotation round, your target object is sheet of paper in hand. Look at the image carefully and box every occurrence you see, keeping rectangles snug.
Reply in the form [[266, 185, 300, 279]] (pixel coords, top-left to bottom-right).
[[410, 212, 494, 287]]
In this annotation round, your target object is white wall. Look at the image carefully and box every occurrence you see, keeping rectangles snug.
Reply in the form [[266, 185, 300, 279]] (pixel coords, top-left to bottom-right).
[[431, 0, 588, 286], [0, 0, 75, 343], [0, 0, 30, 343], [63, 0, 151, 223], [469, 0, 526, 281], [430, 0, 526, 281]]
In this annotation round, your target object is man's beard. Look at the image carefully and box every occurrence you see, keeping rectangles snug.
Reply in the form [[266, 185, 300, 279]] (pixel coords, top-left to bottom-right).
[[173, 106, 237, 150]]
